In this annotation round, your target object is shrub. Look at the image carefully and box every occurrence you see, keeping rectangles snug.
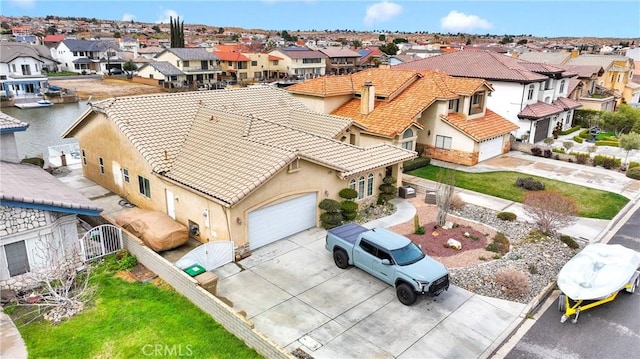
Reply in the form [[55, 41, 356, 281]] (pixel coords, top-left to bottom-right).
[[560, 126, 581, 135], [449, 193, 465, 211], [497, 212, 517, 221], [628, 161, 640, 170], [530, 147, 542, 156], [552, 148, 565, 154], [578, 129, 593, 139], [20, 157, 45, 168], [627, 166, 640, 180], [595, 140, 620, 147], [593, 155, 621, 169], [516, 177, 545, 191], [403, 157, 431, 172], [575, 153, 590, 165], [543, 149, 552, 158], [319, 213, 343, 229], [523, 191, 578, 233], [560, 235, 579, 249], [553, 154, 560, 160], [494, 268, 530, 297], [340, 201, 358, 221], [573, 136, 584, 144], [485, 232, 510, 255], [377, 175, 397, 204], [319, 198, 341, 213], [415, 144, 424, 156], [527, 263, 538, 275], [338, 188, 358, 200]]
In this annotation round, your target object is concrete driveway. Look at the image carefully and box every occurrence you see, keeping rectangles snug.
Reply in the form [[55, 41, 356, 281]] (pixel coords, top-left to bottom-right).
[[213, 228, 526, 358]]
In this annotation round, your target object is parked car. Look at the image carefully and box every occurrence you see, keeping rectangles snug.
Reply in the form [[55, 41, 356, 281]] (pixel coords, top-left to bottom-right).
[[325, 223, 450, 305], [109, 68, 123, 75]]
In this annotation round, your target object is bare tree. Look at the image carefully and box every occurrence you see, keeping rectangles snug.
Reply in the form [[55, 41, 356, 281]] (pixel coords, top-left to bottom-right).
[[435, 169, 456, 226], [523, 191, 578, 234], [18, 236, 94, 323]]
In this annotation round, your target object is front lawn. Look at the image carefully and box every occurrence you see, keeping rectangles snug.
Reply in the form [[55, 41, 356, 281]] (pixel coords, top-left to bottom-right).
[[407, 166, 629, 219], [8, 256, 261, 359]]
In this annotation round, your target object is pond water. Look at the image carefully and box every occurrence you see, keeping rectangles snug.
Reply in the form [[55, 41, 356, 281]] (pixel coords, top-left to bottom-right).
[[1, 100, 89, 160]]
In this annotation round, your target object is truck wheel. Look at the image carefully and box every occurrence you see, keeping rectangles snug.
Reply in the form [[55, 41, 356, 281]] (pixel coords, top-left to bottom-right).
[[333, 249, 349, 269], [396, 283, 417, 305], [558, 294, 566, 312]]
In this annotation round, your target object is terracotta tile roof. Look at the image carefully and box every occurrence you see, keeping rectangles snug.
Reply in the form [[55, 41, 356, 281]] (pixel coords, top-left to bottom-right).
[[0, 112, 29, 133], [519, 61, 568, 76], [0, 161, 103, 215], [290, 68, 490, 137], [317, 47, 361, 58], [552, 97, 582, 110], [274, 47, 327, 59], [567, 78, 580, 94], [441, 109, 519, 141], [268, 55, 283, 61], [213, 44, 241, 52], [394, 50, 549, 82], [560, 65, 603, 78], [518, 102, 564, 119], [70, 89, 413, 206], [213, 51, 249, 62], [565, 54, 630, 69]]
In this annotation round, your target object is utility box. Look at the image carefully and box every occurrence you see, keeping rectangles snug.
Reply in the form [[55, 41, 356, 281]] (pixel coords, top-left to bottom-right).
[[399, 186, 416, 198], [425, 191, 437, 204], [195, 271, 218, 295], [184, 264, 206, 277]]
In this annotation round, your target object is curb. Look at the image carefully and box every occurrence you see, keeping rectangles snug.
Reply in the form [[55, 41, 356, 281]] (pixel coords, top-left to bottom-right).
[[595, 195, 640, 244], [485, 281, 558, 359]]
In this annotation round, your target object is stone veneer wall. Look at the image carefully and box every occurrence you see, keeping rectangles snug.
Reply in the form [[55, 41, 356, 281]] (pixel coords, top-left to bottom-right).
[[123, 230, 294, 359], [0, 206, 48, 236], [422, 144, 478, 166]]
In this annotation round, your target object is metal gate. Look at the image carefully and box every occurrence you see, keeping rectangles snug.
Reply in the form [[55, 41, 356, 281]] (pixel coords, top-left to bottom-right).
[[79, 225, 123, 261]]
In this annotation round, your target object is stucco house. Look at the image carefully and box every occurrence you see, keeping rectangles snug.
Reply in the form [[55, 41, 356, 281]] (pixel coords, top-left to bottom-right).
[[61, 87, 414, 255], [136, 61, 186, 89], [286, 68, 518, 166], [317, 47, 361, 75], [0, 43, 57, 99], [268, 47, 327, 79], [395, 50, 581, 143], [561, 64, 616, 111], [53, 39, 122, 74], [0, 113, 103, 291], [154, 48, 222, 89]]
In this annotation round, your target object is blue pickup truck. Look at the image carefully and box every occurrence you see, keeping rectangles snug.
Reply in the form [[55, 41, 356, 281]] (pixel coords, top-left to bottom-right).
[[325, 223, 449, 305]]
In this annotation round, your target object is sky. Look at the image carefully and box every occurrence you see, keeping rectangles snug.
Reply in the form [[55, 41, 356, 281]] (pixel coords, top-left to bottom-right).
[[1, 0, 638, 38]]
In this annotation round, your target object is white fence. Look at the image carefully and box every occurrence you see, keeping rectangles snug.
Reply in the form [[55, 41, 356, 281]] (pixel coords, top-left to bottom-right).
[[79, 224, 123, 261]]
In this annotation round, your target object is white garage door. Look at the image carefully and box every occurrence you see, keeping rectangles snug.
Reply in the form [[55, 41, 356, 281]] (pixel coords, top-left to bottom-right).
[[248, 193, 317, 250], [478, 136, 504, 162]]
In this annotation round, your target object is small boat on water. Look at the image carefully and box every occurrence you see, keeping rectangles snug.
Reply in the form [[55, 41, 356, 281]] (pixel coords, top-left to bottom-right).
[[14, 99, 54, 109]]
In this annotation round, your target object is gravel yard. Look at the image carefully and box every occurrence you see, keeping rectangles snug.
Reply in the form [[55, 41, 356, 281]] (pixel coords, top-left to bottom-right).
[[389, 197, 581, 304]]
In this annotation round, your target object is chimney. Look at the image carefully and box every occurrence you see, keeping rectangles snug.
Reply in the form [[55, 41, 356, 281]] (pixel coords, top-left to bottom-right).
[[570, 49, 579, 58], [360, 81, 375, 115]]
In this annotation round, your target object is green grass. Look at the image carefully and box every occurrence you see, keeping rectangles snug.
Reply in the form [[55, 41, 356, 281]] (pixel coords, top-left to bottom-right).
[[408, 166, 629, 219], [595, 131, 617, 140], [47, 71, 82, 77], [11, 267, 261, 359]]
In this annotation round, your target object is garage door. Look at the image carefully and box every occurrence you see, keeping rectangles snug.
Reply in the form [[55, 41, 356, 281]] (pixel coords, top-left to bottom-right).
[[534, 118, 550, 143], [248, 193, 317, 250], [478, 136, 504, 162]]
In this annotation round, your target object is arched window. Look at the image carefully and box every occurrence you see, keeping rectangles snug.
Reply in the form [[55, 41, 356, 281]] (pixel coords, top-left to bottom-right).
[[527, 84, 535, 100], [367, 173, 374, 196], [401, 128, 415, 151], [559, 80, 565, 94], [349, 179, 356, 191], [358, 176, 365, 199], [403, 129, 414, 138]]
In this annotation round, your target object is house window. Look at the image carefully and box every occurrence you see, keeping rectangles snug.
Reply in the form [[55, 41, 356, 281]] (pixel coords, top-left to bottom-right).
[[11, 64, 16, 72], [469, 92, 485, 115], [435, 135, 452, 150], [138, 175, 151, 198], [251, 61, 258, 66], [99, 157, 105, 175], [618, 74, 622, 83], [5, 241, 30, 276], [349, 178, 356, 191], [527, 84, 535, 100], [448, 98, 459, 112], [81, 150, 87, 165], [367, 173, 374, 196], [401, 128, 415, 151], [545, 78, 552, 90], [122, 168, 130, 183], [183, 60, 189, 67], [254, 71, 261, 78], [566, 111, 572, 125], [239, 73, 247, 80], [559, 80, 565, 94], [358, 176, 365, 199], [21, 64, 31, 76], [610, 74, 614, 82]]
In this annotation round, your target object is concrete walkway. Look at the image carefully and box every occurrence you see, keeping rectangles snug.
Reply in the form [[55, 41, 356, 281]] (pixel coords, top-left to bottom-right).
[[0, 310, 27, 359]]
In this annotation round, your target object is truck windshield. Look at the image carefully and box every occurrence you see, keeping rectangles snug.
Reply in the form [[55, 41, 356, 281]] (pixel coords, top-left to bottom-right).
[[391, 243, 425, 266]]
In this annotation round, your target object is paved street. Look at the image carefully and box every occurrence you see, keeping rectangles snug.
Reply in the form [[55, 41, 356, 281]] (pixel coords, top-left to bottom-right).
[[501, 205, 640, 359]]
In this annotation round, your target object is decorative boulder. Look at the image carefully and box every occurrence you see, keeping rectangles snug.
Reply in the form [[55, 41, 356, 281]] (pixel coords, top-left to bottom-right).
[[446, 238, 462, 250]]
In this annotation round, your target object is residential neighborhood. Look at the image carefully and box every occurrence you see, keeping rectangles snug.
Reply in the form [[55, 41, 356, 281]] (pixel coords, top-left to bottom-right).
[[1, 7, 639, 359]]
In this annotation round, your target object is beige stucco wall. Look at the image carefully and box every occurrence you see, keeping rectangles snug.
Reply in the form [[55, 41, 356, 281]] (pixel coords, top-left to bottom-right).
[[291, 93, 353, 114]]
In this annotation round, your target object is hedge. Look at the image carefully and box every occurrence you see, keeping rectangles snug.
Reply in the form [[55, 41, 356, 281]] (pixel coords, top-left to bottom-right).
[[560, 125, 582, 135], [627, 167, 640, 180], [595, 140, 619, 147], [628, 161, 640, 169], [573, 136, 584, 143], [403, 157, 431, 172]]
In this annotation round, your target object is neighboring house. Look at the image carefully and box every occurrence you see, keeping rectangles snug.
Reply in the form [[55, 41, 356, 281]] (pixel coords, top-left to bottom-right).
[[562, 65, 616, 111], [0, 43, 57, 99], [42, 34, 65, 49], [213, 51, 250, 83], [154, 48, 222, 88], [317, 47, 361, 75], [243, 52, 285, 82], [137, 46, 164, 59], [520, 51, 639, 107], [268, 47, 327, 79], [61, 87, 414, 255], [136, 61, 186, 89], [0, 113, 103, 291], [54, 39, 122, 74], [388, 54, 420, 66], [395, 50, 581, 144], [358, 47, 385, 69], [286, 68, 518, 166]]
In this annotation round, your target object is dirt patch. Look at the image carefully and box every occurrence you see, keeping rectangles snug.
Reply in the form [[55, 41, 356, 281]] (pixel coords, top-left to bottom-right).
[[49, 78, 162, 100], [404, 222, 489, 257]]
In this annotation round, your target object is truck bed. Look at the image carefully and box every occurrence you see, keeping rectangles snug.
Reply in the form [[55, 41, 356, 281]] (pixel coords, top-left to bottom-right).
[[327, 223, 369, 245]]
